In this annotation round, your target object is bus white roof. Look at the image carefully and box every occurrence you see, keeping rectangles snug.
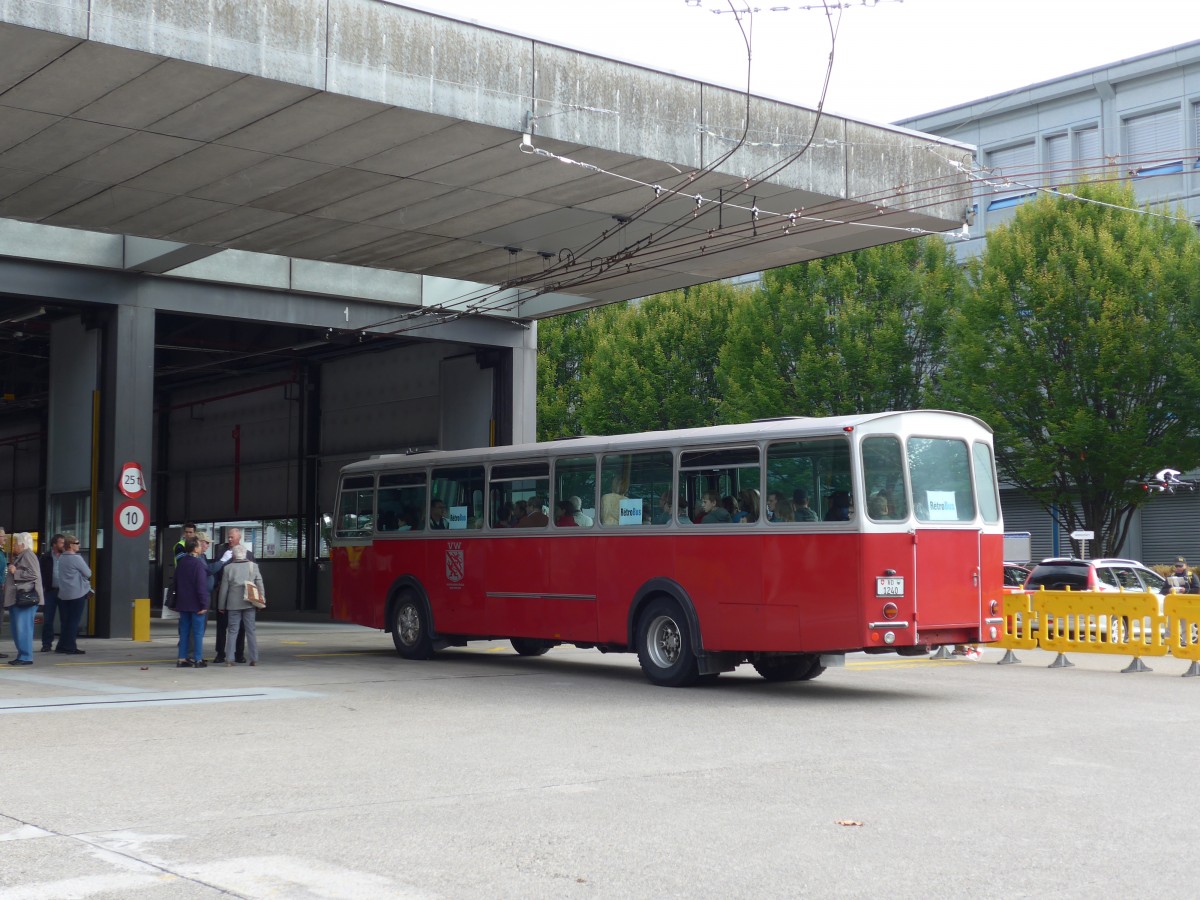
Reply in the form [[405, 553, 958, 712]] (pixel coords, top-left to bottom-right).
[[341, 410, 992, 474]]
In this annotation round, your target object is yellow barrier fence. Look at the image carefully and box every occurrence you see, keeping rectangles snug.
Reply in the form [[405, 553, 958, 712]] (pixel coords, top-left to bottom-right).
[[994, 591, 1038, 664], [1031, 589, 1168, 672], [1164, 594, 1200, 677]]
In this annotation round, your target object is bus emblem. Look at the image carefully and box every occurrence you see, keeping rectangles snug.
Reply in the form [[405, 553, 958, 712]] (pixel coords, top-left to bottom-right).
[[445, 546, 465, 583]]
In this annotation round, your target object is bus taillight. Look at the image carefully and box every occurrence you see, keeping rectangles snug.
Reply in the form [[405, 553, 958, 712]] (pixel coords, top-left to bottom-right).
[[882, 602, 898, 619]]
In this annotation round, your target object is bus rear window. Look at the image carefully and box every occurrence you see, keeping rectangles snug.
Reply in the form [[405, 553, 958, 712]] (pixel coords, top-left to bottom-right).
[[908, 438, 975, 523]]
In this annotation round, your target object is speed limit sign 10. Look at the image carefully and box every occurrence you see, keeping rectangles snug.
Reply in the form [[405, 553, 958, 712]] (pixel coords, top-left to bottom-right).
[[115, 501, 149, 537]]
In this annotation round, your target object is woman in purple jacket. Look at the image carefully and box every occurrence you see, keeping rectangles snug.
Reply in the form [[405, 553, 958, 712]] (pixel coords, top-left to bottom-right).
[[174, 536, 211, 668]]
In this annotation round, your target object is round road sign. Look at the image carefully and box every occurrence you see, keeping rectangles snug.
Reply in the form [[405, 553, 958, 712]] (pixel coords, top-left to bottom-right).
[[115, 501, 149, 537], [119, 461, 146, 498]]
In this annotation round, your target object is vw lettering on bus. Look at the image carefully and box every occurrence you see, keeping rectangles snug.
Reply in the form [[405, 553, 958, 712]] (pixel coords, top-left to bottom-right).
[[329, 410, 1004, 686]]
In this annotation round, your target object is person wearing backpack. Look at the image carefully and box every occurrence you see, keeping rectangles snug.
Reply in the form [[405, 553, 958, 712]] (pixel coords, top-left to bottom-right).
[[216, 544, 265, 667]]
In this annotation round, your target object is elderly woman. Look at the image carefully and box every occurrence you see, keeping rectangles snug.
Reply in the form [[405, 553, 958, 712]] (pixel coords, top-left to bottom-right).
[[174, 535, 211, 668], [4, 532, 44, 666], [216, 544, 264, 667], [55, 534, 92, 655]]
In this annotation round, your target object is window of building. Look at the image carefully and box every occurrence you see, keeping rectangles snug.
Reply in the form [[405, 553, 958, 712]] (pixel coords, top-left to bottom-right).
[[1125, 106, 1182, 175], [985, 142, 1036, 213], [1044, 133, 1069, 186]]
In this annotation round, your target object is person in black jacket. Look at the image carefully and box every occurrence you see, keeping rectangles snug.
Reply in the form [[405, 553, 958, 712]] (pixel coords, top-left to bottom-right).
[[1162, 556, 1200, 594], [39, 533, 65, 652]]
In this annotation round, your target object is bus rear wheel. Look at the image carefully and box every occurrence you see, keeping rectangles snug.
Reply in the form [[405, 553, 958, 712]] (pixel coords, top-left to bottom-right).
[[510, 638, 551, 657], [391, 593, 434, 660], [753, 654, 825, 682], [636, 597, 700, 687]]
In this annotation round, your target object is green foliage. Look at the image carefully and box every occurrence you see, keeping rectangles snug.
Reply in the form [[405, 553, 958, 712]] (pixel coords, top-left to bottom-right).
[[940, 180, 1200, 555], [577, 282, 741, 435], [535, 311, 597, 441], [716, 237, 964, 423]]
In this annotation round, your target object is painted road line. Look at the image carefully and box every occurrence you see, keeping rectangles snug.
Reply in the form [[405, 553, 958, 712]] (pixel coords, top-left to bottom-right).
[[0, 687, 319, 715]]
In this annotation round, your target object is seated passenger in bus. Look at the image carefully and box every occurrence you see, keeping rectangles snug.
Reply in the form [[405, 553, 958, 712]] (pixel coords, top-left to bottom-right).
[[569, 496, 593, 526], [513, 500, 527, 526], [699, 491, 732, 524], [868, 491, 890, 518], [600, 475, 629, 526], [773, 497, 795, 522], [734, 489, 759, 523], [518, 496, 548, 527], [377, 509, 400, 532], [793, 489, 819, 522], [429, 499, 450, 529], [825, 490, 852, 521], [494, 501, 514, 527], [721, 496, 738, 521], [765, 492, 780, 521], [555, 500, 579, 527]]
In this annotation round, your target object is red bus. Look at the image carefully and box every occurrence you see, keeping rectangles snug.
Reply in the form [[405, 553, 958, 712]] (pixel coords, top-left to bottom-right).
[[331, 411, 1005, 686]]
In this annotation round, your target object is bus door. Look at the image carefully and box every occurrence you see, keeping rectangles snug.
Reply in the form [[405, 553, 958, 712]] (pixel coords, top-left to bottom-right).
[[906, 436, 983, 640]]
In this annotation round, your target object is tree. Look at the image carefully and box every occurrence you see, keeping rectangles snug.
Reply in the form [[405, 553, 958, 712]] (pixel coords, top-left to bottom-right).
[[940, 180, 1200, 556], [716, 237, 963, 423], [535, 310, 598, 441], [576, 282, 742, 435]]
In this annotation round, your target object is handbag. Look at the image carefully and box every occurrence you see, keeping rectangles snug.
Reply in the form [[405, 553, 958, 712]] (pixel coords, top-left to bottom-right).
[[244, 581, 266, 609], [15, 587, 39, 608]]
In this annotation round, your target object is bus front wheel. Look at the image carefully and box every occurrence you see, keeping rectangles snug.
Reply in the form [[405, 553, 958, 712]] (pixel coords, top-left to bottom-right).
[[636, 597, 700, 687], [510, 638, 551, 657], [391, 593, 434, 660], [753, 654, 825, 682]]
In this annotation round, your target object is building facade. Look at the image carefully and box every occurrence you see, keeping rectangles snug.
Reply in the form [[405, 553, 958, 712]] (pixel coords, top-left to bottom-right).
[[901, 40, 1200, 565]]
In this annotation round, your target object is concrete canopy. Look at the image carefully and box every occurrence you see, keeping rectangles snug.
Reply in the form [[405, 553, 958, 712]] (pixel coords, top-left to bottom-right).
[[0, 1, 973, 319]]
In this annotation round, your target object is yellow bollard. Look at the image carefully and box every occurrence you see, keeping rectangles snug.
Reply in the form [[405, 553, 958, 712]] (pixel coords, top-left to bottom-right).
[[131, 597, 150, 642]]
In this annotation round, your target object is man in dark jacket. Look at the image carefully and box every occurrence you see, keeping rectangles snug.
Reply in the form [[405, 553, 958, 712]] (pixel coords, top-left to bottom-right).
[[1163, 556, 1200, 594], [39, 533, 65, 652]]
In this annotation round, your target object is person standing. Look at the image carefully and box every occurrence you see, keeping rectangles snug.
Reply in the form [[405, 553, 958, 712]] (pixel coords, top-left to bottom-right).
[[213, 527, 253, 664], [174, 536, 210, 668], [39, 533, 65, 652], [174, 523, 196, 562], [5, 532, 44, 666], [55, 535, 92, 655], [1162, 556, 1200, 594], [217, 544, 264, 667], [0, 526, 7, 659]]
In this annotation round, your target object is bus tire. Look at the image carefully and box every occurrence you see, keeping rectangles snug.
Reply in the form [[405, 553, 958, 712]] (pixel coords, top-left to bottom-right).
[[391, 592, 435, 660], [510, 638, 551, 657], [636, 596, 700, 687], [753, 654, 825, 682]]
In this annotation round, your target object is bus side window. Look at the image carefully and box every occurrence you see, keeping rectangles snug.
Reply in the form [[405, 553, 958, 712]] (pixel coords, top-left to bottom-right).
[[862, 436, 907, 521], [554, 456, 597, 528], [488, 461, 550, 529], [378, 471, 428, 532], [600, 451, 672, 527], [335, 475, 376, 538], [767, 437, 852, 524], [431, 466, 485, 530]]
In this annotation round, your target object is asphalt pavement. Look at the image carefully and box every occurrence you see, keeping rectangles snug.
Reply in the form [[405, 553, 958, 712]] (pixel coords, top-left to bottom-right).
[[2, 617, 1198, 898]]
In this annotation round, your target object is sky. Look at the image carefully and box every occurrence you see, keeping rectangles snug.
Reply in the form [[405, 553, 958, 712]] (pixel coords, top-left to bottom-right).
[[397, 0, 1200, 125]]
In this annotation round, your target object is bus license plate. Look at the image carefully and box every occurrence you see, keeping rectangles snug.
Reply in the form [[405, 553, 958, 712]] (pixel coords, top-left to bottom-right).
[[876, 576, 904, 597]]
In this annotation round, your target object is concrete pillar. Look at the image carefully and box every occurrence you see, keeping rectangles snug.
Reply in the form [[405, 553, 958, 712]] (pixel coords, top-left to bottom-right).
[[512, 321, 537, 445], [95, 305, 155, 639]]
